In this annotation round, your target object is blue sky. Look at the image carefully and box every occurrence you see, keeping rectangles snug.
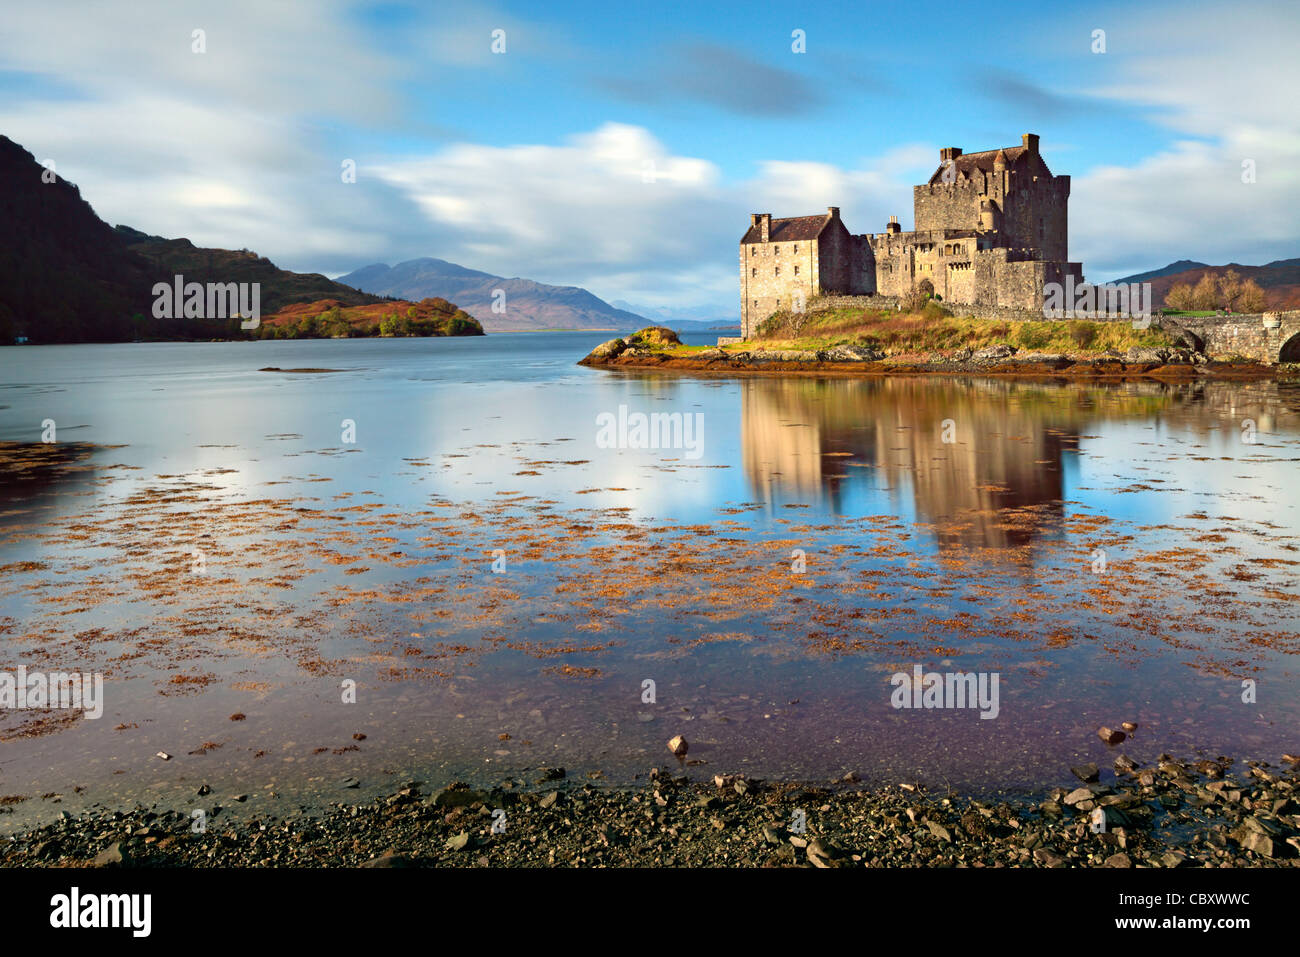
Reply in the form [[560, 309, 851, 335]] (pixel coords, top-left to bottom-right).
[[2, 0, 1297, 312]]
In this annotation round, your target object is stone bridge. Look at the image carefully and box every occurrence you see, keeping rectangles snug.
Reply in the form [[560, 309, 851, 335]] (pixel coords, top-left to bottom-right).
[[1172, 310, 1300, 364]]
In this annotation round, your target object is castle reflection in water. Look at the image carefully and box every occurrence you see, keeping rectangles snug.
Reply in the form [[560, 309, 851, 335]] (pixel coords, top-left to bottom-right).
[[736, 376, 1273, 551]]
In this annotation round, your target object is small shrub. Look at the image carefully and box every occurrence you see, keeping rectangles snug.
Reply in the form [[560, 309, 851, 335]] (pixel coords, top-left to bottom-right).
[[1015, 323, 1052, 350], [920, 301, 949, 322], [1066, 319, 1096, 349], [628, 325, 681, 348], [899, 287, 929, 313]]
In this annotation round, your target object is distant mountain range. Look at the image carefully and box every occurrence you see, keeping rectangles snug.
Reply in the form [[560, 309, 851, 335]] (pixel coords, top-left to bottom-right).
[[338, 259, 649, 332], [610, 300, 739, 331], [1114, 258, 1300, 310]]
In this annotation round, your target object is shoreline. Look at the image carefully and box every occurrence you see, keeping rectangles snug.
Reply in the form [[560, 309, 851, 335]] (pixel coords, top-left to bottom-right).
[[580, 350, 1290, 381], [4, 751, 1296, 868]]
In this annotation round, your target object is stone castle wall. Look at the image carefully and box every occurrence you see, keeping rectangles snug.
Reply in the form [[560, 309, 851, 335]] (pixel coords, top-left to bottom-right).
[[739, 217, 875, 338], [740, 234, 818, 338], [805, 294, 1048, 324]]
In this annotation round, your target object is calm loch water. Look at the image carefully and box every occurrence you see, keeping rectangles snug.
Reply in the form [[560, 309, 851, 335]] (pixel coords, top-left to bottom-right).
[[1, 333, 1298, 827]]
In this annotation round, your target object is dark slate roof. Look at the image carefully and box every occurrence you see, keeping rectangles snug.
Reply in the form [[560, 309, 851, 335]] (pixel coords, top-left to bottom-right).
[[741, 213, 830, 245], [928, 145, 1052, 184]]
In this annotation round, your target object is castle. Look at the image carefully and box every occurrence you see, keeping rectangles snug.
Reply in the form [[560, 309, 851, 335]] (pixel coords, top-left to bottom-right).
[[739, 133, 1085, 338]]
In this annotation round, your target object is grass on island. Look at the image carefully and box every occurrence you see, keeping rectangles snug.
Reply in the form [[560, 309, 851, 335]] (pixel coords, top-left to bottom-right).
[[655, 300, 1179, 358], [258, 297, 483, 339]]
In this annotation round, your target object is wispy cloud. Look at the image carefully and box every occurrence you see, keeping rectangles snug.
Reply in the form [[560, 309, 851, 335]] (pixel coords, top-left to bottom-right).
[[599, 42, 826, 117], [975, 70, 1095, 120]]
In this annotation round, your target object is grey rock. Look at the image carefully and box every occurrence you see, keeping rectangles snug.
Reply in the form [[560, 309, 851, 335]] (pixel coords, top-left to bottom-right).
[[973, 344, 1016, 360], [827, 345, 884, 362], [1071, 763, 1100, 783], [1231, 827, 1275, 858], [431, 785, 489, 808], [1063, 787, 1095, 806], [1125, 347, 1169, 363], [807, 839, 843, 867], [1032, 847, 1066, 867], [91, 842, 129, 867], [926, 820, 953, 843], [360, 848, 411, 868]]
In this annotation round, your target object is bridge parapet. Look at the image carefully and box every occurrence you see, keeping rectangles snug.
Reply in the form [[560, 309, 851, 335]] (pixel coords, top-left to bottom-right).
[[1171, 310, 1300, 363]]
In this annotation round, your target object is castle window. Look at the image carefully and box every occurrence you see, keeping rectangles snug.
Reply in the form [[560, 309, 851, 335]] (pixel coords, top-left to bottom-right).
[[794, 265, 799, 275], [751, 267, 756, 276], [793, 245, 798, 253], [774, 266, 780, 276]]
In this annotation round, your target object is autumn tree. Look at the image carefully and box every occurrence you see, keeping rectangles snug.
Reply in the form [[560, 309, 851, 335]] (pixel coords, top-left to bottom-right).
[[1165, 282, 1195, 311], [1217, 269, 1242, 311], [1237, 278, 1267, 312], [1191, 273, 1220, 310]]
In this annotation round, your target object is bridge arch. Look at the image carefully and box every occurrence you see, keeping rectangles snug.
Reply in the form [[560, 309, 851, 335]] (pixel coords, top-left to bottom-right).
[[1281, 332, 1300, 364]]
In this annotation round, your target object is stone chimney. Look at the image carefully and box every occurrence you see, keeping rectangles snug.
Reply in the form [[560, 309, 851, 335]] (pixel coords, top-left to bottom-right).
[[1021, 133, 1039, 156], [827, 206, 840, 221], [759, 213, 771, 242], [886, 214, 901, 235], [939, 147, 962, 162]]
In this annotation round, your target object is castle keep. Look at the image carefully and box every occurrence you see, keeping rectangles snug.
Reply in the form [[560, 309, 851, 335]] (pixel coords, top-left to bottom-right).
[[739, 134, 1085, 338]]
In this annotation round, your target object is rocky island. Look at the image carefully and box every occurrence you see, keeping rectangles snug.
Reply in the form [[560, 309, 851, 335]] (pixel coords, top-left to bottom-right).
[[581, 304, 1298, 381]]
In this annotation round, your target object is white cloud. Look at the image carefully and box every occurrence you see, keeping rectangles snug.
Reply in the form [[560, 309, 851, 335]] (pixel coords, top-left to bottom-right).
[[373, 126, 931, 307], [2, 0, 1295, 307], [1069, 3, 1300, 278], [0, 0, 415, 271]]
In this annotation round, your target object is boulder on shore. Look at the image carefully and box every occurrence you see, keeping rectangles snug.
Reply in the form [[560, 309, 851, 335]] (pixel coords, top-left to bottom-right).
[[588, 338, 627, 359], [1125, 347, 1169, 364], [627, 326, 681, 348], [827, 344, 885, 362]]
